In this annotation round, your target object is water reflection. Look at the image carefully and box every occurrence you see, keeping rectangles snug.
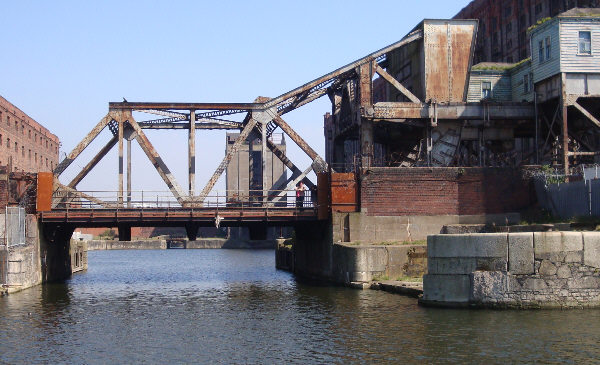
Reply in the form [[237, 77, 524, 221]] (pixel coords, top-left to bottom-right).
[[0, 249, 598, 363]]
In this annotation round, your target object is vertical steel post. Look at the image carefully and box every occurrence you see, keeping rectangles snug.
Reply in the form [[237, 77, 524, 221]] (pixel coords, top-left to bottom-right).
[[261, 120, 268, 203], [562, 102, 569, 176], [189, 110, 196, 196], [127, 138, 131, 208], [118, 118, 124, 207]]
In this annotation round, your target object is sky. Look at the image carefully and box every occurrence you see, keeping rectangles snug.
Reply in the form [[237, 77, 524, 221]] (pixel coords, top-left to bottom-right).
[[0, 0, 468, 198]]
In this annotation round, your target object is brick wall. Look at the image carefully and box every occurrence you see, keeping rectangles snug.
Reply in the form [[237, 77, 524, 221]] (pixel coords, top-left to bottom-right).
[[0, 95, 59, 173], [360, 167, 532, 216]]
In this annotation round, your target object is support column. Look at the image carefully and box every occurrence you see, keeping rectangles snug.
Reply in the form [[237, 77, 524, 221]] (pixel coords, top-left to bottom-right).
[[118, 119, 124, 207], [562, 102, 569, 176], [261, 120, 268, 203], [127, 138, 132, 208], [118, 225, 131, 242], [189, 110, 196, 196], [360, 119, 373, 168], [561, 74, 569, 176]]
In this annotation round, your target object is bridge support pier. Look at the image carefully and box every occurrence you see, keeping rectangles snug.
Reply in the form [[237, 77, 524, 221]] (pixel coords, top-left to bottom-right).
[[185, 224, 199, 242], [40, 223, 76, 283], [118, 225, 131, 242]]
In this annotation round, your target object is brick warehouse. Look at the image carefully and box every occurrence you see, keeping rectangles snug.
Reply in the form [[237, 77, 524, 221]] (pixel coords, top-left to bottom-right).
[[0, 95, 59, 173], [453, 0, 600, 63]]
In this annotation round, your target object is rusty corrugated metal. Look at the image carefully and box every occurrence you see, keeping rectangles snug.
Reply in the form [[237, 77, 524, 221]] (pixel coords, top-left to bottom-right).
[[36, 172, 54, 212], [423, 20, 478, 102], [330, 172, 358, 212]]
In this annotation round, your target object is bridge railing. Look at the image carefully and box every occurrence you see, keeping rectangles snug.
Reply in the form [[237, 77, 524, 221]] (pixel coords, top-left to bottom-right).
[[51, 189, 316, 210]]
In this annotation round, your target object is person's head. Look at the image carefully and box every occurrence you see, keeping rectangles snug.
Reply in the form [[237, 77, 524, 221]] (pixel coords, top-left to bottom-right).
[[299, 181, 304, 187]]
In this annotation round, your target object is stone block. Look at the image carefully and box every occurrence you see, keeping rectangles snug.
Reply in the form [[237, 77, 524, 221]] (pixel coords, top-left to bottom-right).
[[470, 271, 507, 302], [428, 257, 478, 275], [508, 232, 534, 274], [557, 265, 572, 279], [534, 232, 583, 261], [539, 260, 557, 276], [521, 278, 548, 291], [583, 232, 600, 269], [422, 274, 471, 303], [428, 234, 507, 259], [565, 251, 583, 263], [568, 276, 600, 289]]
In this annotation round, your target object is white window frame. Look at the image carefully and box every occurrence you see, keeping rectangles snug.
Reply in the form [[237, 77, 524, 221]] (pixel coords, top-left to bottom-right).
[[579, 31, 592, 55]]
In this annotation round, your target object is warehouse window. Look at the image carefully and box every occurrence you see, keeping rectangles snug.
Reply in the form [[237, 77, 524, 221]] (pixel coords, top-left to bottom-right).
[[545, 36, 552, 60], [7, 138, 10, 148], [579, 31, 592, 54], [14, 142, 17, 152], [482, 82, 492, 99], [539, 40, 545, 62], [524, 74, 530, 93]]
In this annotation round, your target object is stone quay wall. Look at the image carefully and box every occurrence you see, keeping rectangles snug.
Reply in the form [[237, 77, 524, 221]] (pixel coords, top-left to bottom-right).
[[87, 239, 167, 250], [422, 232, 600, 308]]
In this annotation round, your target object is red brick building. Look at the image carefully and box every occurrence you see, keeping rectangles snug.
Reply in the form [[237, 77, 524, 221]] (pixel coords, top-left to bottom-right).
[[0, 95, 59, 172], [453, 0, 600, 63]]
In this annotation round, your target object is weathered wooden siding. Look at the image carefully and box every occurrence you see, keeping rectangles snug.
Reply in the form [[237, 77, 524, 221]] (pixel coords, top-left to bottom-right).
[[467, 71, 512, 102], [510, 61, 534, 102], [531, 20, 561, 83], [559, 18, 600, 74]]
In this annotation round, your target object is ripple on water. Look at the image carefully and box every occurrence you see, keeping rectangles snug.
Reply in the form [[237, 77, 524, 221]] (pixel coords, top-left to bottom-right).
[[0, 249, 599, 364]]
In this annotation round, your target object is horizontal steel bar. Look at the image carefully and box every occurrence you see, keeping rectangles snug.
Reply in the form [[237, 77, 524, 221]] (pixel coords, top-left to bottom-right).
[[109, 102, 263, 111]]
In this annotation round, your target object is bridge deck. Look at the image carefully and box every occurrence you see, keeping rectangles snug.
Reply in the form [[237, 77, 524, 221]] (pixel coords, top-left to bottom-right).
[[40, 208, 319, 227]]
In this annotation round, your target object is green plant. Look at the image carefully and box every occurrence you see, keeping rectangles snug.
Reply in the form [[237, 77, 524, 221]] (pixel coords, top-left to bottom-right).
[[98, 229, 116, 240], [527, 17, 552, 33], [395, 276, 423, 283], [372, 273, 389, 282]]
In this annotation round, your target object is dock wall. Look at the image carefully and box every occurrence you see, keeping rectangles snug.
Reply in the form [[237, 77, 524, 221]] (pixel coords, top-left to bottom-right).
[[422, 232, 600, 308]]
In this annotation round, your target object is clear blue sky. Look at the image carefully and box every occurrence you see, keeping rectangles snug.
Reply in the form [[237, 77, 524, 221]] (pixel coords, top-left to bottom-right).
[[1, 1, 468, 195]]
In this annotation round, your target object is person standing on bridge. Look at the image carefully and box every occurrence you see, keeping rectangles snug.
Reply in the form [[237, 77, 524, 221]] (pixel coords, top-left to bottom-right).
[[295, 181, 307, 208]]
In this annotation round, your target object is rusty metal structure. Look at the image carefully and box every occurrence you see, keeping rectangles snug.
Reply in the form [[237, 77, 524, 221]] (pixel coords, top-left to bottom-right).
[[325, 19, 535, 171]]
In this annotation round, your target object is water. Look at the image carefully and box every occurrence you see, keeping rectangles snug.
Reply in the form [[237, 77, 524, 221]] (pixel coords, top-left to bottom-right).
[[0, 249, 599, 364]]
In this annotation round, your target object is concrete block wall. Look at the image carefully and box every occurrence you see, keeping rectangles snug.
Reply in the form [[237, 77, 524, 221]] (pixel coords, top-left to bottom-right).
[[360, 167, 531, 216], [331, 244, 427, 283], [422, 232, 600, 308], [0, 213, 42, 292]]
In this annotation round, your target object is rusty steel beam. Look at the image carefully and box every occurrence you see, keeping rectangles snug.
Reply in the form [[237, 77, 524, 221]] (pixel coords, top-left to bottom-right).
[[263, 30, 423, 110], [371, 102, 534, 120], [118, 119, 124, 207], [272, 116, 319, 161], [52, 184, 114, 209], [266, 139, 315, 189], [189, 110, 196, 196], [127, 116, 187, 204], [109, 102, 262, 111], [68, 135, 118, 188], [197, 116, 259, 202], [272, 165, 313, 200], [54, 113, 113, 176], [358, 61, 373, 109], [374, 64, 421, 104], [138, 122, 241, 130]]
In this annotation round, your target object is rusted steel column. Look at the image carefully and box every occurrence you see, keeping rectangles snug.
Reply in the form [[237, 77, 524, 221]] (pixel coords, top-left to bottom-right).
[[360, 119, 373, 168], [562, 102, 569, 176], [127, 138, 132, 208], [189, 110, 196, 196], [261, 119, 268, 202], [561, 74, 569, 176], [118, 118, 124, 207]]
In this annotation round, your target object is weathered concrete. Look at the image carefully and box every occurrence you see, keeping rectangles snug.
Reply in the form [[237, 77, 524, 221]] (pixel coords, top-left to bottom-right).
[[337, 212, 520, 243], [421, 231, 600, 308], [87, 239, 167, 250], [370, 280, 423, 298], [186, 238, 276, 249]]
